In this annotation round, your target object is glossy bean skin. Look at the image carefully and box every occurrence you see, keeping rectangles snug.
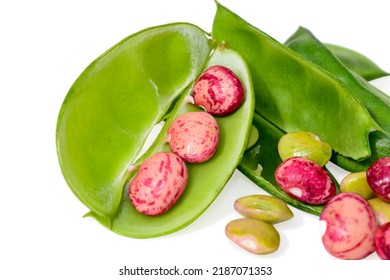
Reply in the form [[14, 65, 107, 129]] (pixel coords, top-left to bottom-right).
[[340, 171, 376, 200], [212, 2, 382, 164], [277, 131, 332, 166], [275, 157, 336, 205], [193, 65, 244, 116], [167, 112, 219, 163], [366, 157, 390, 202], [375, 222, 390, 260], [129, 152, 188, 216], [239, 113, 331, 216], [368, 197, 390, 226], [320, 193, 377, 260], [234, 194, 293, 224], [225, 218, 280, 255]]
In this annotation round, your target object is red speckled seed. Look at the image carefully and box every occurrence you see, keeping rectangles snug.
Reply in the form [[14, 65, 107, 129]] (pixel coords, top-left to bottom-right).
[[366, 157, 390, 202], [320, 193, 377, 260], [193, 65, 244, 116], [375, 222, 390, 260], [274, 157, 336, 204], [167, 111, 219, 163], [129, 152, 188, 216]]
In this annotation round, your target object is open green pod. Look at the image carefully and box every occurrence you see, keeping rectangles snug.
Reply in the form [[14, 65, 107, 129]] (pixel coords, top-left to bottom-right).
[[57, 23, 211, 218], [56, 22, 255, 238]]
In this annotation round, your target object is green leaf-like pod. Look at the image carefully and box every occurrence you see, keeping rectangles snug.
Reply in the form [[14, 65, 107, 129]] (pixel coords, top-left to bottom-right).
[[212, 2, 381, 162], [57, 22, 255, 237], [324, 43, 389, 81], [285, 27, 390, 171], [57, 23, 211, 218], [91, 47, 254, 237]]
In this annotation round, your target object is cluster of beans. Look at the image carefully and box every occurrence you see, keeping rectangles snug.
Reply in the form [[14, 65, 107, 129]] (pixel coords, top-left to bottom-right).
[[333, 157, 390, 260], [275, 131, 336, 205], [129, 65, 244, 216], [225, 194, 293, 255], [274, 131, 390, 260]]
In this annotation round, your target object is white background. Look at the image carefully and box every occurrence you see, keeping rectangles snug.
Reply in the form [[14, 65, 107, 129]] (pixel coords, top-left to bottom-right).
[[1, 0, 389, 279]]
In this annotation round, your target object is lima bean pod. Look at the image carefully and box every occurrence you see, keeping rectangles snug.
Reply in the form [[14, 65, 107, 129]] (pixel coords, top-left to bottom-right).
[[324, 43, 389, 81], [213, 2, 388, 216], [285, 27, 390, 171], [56, 22, 255, 237], [57, 23, 211, 218], [101, 47, 254, 238], [212, 2, 382, 163]]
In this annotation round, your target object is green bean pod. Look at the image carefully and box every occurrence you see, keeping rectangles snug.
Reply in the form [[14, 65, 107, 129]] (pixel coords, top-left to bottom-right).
[[212, 2, 382, 163], [57, 23, 211, 219], [285, 27, 390, 171], [57, 22, 255, 237], [325, 43, 389, 81]]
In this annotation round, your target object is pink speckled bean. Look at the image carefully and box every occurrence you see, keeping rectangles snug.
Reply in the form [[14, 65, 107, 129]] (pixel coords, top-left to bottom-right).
[[129, 152, 188, 216], [192, 65, 244, 116], [167, 111, 219, 163], [320, 192, 377, 260], [375, 222, 390, 260], [274, 157, 336, 205], [366, 157, 390, 202]]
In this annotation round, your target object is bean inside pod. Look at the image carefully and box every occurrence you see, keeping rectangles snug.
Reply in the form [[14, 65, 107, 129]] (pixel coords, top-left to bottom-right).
[[57, 24, 255, 237]]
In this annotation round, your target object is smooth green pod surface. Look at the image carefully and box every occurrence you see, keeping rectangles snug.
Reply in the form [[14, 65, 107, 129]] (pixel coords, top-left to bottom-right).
[[285, 27, 390, 171], [212, 2, 381, 162], [57, 23, 211, 218], [325, 43, 389, 81], [97, 47, 254, 238], [57, 22, 255, 237]]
